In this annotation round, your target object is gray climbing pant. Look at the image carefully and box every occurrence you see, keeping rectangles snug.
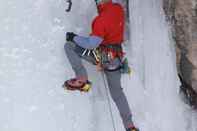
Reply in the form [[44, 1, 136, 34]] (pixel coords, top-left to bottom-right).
[[64, 42, 133, 129]]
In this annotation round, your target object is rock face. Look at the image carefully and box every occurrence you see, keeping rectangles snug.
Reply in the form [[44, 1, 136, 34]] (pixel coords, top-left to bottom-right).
[[163, 0, 197, 105]]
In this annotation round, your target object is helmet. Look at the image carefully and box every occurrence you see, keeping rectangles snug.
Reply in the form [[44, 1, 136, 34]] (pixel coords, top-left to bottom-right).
[[94, 0, 111, 5]]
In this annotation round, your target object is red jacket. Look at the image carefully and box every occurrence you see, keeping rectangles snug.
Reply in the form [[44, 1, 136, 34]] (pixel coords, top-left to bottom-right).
[[90, 1, 125, 45]]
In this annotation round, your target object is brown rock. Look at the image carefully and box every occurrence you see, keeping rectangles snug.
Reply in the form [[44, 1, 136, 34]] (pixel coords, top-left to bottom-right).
[[163, 0, 197, 94]]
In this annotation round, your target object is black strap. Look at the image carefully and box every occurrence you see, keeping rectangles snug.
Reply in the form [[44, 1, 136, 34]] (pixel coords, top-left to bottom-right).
[[104, 66, 122, 72]]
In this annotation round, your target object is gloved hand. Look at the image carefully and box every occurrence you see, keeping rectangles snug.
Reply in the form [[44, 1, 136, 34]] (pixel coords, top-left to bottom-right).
[[66, 32, 77, 42]]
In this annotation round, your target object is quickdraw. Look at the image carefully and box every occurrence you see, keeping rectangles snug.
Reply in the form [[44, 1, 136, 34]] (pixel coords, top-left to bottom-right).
[[65, 0, 72, 12]]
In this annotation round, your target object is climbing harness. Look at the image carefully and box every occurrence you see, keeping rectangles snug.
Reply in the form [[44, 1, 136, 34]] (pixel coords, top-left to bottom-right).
[[80, 44, 131, 74], [98, 44, 123, 71]]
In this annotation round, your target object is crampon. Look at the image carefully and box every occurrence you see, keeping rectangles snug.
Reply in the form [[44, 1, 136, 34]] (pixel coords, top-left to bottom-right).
[[63, 78, 91, 92]]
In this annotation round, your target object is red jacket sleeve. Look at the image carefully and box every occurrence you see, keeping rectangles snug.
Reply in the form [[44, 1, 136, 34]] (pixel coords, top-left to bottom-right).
[[90, 17, 105, 39]]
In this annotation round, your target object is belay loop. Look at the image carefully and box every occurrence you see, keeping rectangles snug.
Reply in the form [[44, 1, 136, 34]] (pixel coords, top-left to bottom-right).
[[65, 0, 72, 12]]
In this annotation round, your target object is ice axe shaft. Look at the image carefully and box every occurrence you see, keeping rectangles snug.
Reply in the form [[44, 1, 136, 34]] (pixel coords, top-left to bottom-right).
[[66, 0, 72, 12]]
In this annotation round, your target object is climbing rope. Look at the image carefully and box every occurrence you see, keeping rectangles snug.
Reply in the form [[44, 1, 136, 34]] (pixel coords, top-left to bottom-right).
[[101, 71, 117, 131]]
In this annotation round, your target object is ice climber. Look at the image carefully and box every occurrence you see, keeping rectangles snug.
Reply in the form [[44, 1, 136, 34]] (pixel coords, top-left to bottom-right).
[[63, 0, 139, 131]]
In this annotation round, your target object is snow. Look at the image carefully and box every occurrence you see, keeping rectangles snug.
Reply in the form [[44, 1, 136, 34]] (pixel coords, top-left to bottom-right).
[[0, 0, 196, 131]]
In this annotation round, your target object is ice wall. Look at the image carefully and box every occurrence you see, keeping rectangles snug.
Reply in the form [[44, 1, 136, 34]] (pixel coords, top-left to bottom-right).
[[124, 0, 197, 131], [0, 0, 97, 131], [0, 0, 196, 131]]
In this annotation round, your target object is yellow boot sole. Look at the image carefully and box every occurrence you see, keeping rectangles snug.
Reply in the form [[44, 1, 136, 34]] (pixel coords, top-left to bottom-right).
[[81, 83, 91, 92]]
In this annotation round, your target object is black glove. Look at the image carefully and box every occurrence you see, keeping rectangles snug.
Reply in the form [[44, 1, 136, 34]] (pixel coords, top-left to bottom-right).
[[66, 32, 77, 42]]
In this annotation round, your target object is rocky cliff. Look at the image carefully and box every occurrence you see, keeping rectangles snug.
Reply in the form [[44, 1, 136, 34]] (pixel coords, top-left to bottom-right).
[[163, 0, 197, 107]]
